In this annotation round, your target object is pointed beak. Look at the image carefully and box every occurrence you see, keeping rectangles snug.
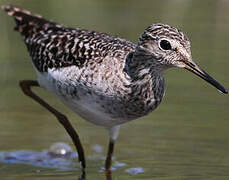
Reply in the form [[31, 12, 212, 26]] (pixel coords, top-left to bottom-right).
[[182, 60, 228, 94]]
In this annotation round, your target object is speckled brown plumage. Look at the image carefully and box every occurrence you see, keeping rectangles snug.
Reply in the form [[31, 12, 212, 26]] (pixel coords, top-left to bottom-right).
[[3, 5, 135, 73], [3, 5, 227, 127], [3, 4, 228, 177]]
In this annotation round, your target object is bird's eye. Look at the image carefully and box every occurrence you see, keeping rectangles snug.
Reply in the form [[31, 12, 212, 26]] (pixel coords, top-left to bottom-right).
[[159, 39, 172, 51]]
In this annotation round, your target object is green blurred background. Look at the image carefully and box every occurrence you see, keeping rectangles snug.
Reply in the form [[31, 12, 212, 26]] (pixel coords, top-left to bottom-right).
[[0, 0, 228, 179]]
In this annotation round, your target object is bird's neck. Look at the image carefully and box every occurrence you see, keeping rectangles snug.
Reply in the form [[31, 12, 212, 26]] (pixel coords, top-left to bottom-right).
[[124, 51, 166, 115], [124, 51, 166, 82]]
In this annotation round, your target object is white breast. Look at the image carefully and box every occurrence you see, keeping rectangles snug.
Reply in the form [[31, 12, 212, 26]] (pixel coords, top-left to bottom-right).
[[35, 66, 129, 127]]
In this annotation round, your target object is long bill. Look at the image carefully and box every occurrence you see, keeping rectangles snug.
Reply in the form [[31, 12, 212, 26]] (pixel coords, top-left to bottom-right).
[[183, 60, 228, 94]]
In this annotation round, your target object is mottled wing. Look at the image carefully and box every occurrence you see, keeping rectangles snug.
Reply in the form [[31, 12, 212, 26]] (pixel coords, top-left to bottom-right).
[[2, 5, 135, 73]]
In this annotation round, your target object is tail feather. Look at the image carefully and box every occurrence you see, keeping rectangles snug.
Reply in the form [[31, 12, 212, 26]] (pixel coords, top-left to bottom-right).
[[2, 4, 43, 19], [2, 5, 56, 37]]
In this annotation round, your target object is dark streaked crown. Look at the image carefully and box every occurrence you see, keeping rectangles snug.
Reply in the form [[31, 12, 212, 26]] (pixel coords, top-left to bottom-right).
[[139, 23, 190, 48], [135, 23, 192, 67]]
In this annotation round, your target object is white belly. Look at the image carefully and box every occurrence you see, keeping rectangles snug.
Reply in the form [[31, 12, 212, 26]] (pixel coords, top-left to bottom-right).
[[59, 93, 119, 127], [35, 67, 131, 127]]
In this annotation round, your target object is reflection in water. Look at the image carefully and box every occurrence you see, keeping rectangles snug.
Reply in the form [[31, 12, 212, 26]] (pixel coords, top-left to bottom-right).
[[0, 142, 78, 170], [0, 142, 144, 179], [125, 167, 144, 175]]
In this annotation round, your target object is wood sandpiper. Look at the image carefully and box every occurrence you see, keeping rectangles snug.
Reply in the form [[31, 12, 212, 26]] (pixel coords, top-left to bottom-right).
[[2, 4, 228, 179]]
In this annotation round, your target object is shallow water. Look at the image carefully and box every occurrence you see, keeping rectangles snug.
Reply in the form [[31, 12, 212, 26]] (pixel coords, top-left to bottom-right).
[[0, 0, 229, 179]]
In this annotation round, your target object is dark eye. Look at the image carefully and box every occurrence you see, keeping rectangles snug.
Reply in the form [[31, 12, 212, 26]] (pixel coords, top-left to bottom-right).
[[159, 39, 172, 51]]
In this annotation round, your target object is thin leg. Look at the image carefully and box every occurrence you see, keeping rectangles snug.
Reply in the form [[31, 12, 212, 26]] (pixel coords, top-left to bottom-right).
[[105, 126, 120, 180], [105, 140, 115, 180], [19, 80, 86, 178]]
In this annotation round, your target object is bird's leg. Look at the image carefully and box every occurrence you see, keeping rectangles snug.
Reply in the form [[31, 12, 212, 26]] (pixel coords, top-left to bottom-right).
[[105, 140, 115, 180], [19, 80, 86, 179], [105, 126, 120, 180]]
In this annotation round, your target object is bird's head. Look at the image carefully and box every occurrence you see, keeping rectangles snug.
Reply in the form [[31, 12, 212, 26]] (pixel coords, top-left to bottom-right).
[[135, 23, 228, 94]]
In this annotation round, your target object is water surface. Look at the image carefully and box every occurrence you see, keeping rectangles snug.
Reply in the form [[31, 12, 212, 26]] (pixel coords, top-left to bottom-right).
[[0, 0, 229, 179]]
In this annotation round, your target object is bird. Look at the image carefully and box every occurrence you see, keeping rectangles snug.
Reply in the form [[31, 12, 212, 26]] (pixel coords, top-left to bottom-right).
[[2, 4, 228, 179]]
